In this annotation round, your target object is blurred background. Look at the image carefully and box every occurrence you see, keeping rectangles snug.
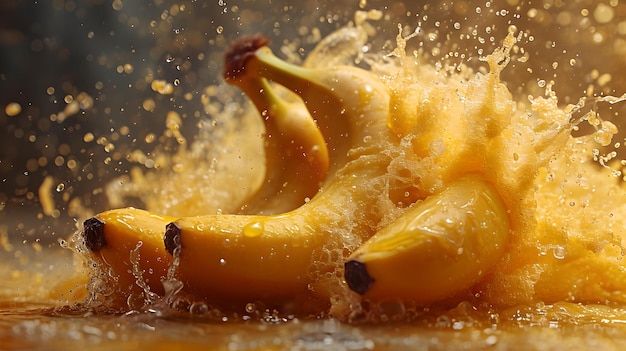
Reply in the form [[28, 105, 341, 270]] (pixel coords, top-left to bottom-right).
[[0, 0, 625, 253]]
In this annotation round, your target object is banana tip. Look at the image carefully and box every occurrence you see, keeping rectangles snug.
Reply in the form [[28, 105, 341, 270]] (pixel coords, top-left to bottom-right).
[[344, 260, 374, 295], [83, 217, 106, 251], [164, 222, 181, 255], [222, 33, 270, 81]]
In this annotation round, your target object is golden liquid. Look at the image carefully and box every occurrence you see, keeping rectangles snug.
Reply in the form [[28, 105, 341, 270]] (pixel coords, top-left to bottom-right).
[[3, 0, 626, 349]]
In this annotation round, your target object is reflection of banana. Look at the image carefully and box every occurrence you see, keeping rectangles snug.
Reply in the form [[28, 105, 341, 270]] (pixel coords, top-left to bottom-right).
[[344, 176, 509, 304]]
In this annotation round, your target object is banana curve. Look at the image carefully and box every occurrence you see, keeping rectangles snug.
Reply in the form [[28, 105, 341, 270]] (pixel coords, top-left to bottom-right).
[[344, 176, 509, 304], [232, 76, 329, 215], [165, 35, 396, 305], [80, 34, 395, 308]]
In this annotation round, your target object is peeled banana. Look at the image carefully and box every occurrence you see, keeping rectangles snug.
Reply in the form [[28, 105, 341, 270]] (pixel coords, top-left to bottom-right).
[[80, 31, 513, 312]]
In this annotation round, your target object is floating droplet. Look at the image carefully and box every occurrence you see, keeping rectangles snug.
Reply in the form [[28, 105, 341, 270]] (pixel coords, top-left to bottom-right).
[[245, 302, 256, 313], [5, 102, 21, 117]]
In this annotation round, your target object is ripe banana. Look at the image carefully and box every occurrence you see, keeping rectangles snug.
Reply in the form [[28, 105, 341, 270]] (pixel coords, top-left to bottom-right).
[[81, 32, 394, 306], [164, 33, 395, 307], [79, 31, 514, 312], [223, 36, 329, 214], [82, 208, 176, 304], [344, 176, 509, 304]]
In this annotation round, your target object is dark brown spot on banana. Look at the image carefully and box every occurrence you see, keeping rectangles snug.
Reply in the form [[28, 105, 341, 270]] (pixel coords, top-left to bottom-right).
[[164, 222, 182, 255], [344, 260, 374, 295], [83, 217, 106, 252]]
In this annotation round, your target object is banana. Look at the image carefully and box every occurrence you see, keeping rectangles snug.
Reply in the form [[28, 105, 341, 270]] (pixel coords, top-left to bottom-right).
[[79, 30, 514, 313], [82, 208, 176, 303], [80, 37, 331, 302], [344, 176, 509, 304], [222, 36, 329, 214], [80, 32, 395, 308], [165, 33, 395, 307]]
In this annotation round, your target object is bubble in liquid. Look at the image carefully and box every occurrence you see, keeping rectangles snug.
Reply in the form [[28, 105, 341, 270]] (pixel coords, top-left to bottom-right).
[[553, 245, 566, 259], [190, 301, 209, 314], [485, 335, 498, 346], [245, 302, 256, 313]]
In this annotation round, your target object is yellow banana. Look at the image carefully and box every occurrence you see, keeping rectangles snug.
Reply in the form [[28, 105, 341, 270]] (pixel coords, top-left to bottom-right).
[[80, 37, 331, 302], [223, 39, 329, 214], [79, 31, 515, 313], [82, 208, 176, 303], [164, 34, 395, 307], [81, 33, 394, 307], [344, 176, 509, 304]]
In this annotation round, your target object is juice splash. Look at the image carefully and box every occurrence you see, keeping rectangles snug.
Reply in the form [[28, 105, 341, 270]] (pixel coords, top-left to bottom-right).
[[3, 0, 626, 349], [69, 9, 626, 321]]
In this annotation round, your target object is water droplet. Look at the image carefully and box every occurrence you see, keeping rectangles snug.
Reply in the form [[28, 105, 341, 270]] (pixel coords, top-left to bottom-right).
[[56, 183, 65, 192], [485, 335, 498, 346], [553, 245, 566, 259], [243, 221, 264, 237], [190, 301, 208, 314], [245, 302, 256, 313], [219, 258, 226, 265]]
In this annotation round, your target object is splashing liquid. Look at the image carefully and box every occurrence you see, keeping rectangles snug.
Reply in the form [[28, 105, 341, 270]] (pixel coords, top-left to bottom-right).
[[72, 10, 626, 317], [4, 1, 626, 350]]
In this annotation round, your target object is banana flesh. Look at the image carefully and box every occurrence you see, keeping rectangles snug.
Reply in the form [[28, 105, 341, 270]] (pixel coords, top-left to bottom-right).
[[80, 31, 513, 311]]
